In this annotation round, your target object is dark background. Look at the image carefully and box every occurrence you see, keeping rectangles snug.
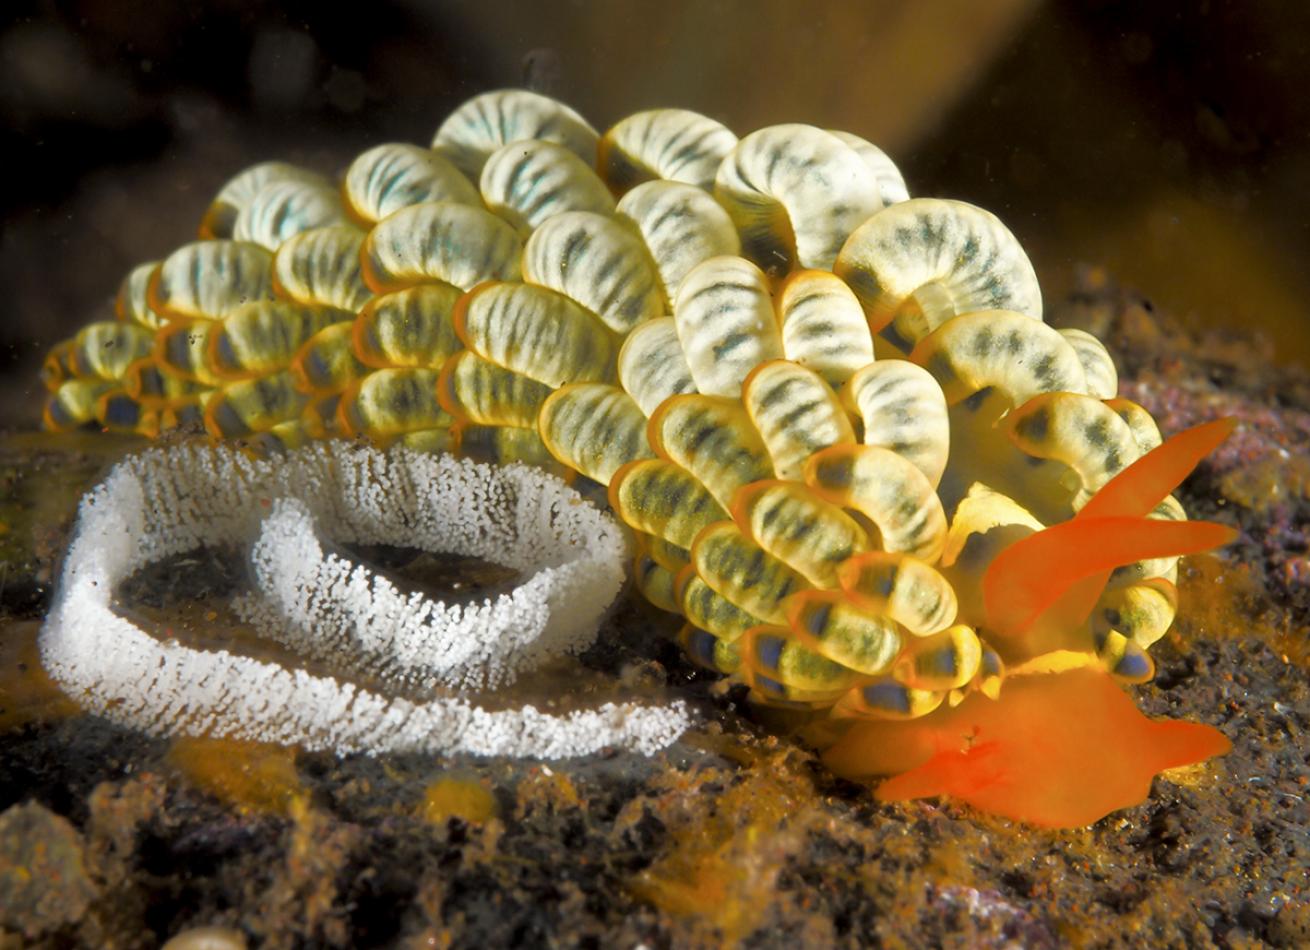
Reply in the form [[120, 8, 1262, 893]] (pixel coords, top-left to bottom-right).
[[3, 0, 1308, 426]]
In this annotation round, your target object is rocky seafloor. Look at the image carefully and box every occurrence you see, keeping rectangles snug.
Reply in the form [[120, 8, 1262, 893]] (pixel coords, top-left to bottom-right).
[[1, 274, 1307, 949]]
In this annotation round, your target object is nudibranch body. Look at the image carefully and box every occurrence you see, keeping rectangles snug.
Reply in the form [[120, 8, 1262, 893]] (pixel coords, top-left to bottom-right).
[[41, 90, 1235, 826]]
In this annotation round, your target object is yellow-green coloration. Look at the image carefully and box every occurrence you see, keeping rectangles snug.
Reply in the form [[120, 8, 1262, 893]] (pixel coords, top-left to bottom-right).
[[742, 360, 855, 481], [784, 590, 903, 676], [674, 256, 782, 397], [155, 319, 226, 387], [292, 322, 365, 394], [539, 384, 653, 484], [235, 180, 351, 252], [197, 161, 331, 240], [840, 360, 949, 488], [677, 623, 741, 675], [739, 627, 861, 693], [40, 339, 76, 392], [117, 260, 167, 329], [833, 676, 946, 720], [614, 181, 740, 299], [522, 212, 665, 334], [804, 444, 947, 563], [634, 554, 682, 615], [690, 521, 810, 625], [732, 481, 869, 588], [775, 270, 874, 388], [611, 459, 727, 550], [454, 282, 616, 387], [1092, 578, 1177, 650], [344, 143, 479, 225], [714, 124, 882, 274], [69, 322, 155, 381], [911, 310, 1086, 408], [893, 624, 982, 690], [271, 225, 371, 311], [835, 200, 1042, 348], [353, 283, 463, 368], [41, 378, 116, 432], [838, 551, 957, 636], [149, 241, 275, 322], [207, 302, 348, 380], [361, 202, 522, 293], [456, 423, 564, 475], [205, 370, 307, 439], [41, 88, 1218, 746], [649, 395, 774, 510], [123, 357, 204, 405], [438, 351, 553, 429], [338, 367, 449, 438], [639, 533, 691, 573], [1005, 391, 1142, 505], [617, 318, 697, 415], [678, 583, 755, 653], [598, 108, 737, 193], [480, 139, 615, 234]]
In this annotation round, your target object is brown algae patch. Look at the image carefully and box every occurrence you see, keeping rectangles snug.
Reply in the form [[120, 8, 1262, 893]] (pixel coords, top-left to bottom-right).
[[1218, 454, 1310, 513]]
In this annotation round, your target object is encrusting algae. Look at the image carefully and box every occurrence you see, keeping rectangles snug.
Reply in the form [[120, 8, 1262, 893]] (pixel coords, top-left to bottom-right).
[[37, 88, 1239, 827]]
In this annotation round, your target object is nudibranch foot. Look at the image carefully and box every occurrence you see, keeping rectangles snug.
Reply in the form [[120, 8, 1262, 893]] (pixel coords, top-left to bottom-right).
[[822, 667, 1231, 828]]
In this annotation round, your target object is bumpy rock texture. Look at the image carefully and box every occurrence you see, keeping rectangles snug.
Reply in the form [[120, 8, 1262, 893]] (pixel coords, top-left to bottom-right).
[[1, 272, 1307, 947]]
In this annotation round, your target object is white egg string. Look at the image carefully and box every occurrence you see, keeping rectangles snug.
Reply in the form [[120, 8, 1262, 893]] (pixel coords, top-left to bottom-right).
[[41, 442, 690, 757]]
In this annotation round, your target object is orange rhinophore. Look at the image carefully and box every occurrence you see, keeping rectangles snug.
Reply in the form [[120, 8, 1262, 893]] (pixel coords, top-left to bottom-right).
[[984, 516, 1236, 639], [1079, 417, 1237, 519], [983, 419, 1238, 639], [823, 667, 1232, 828]]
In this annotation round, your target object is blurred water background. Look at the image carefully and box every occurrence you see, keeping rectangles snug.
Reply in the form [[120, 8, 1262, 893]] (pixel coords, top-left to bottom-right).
[[3, 0, 1307, 426]]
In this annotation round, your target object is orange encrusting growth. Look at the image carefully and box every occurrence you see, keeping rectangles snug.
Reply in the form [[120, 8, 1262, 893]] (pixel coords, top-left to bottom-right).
[[822, 667, 1232, 828]]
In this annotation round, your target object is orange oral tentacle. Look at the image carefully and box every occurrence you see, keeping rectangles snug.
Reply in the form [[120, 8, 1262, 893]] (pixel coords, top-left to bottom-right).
[[984, 517, 1237, 638]]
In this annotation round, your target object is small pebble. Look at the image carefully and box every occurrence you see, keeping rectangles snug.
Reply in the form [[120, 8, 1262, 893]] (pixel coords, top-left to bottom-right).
[[161, 926, 248, 950]]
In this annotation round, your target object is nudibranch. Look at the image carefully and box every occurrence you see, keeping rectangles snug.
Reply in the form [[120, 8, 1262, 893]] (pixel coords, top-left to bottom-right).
[[40, 89, 1236, 826]]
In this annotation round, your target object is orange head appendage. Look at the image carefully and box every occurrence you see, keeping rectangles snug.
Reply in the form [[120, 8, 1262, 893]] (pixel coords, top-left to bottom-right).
[[822, 666, 1231, 828], [826, 419, 1238, 827], [983, 418, 1238, 640]]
